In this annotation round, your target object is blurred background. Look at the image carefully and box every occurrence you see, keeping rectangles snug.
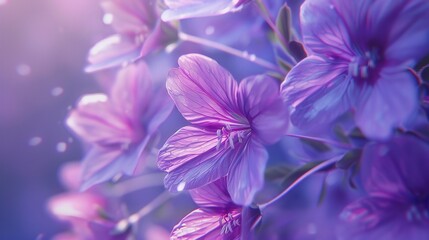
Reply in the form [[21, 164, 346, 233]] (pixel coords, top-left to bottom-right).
[[0, 1, 110, 238]]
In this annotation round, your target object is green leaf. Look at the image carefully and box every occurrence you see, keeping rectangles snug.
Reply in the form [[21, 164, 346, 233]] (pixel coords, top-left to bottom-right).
[[317, 175, 328, 206], [276, 4, 292, 44], [281, 160, 333, 188], [265, 165, 294, 181], [288, 41, 307, 62], [336, 149, 362, 169], [267, 71, 285, 82], [300, 138, 331, 153], [276, 57, 292, 72], [348, 127, 366, 140], [333, 125, 351, 144]]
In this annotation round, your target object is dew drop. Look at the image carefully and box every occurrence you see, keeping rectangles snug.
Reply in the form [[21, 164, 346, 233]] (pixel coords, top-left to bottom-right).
[[29, 137, 42, 146], [16, 64, 31, 76], [249, 54, 256, 61], [113, 219, 129, 234], [165, 42, 179, 53], [56, 142, 67, 152], [205, 26, 215, 35], [103, 13, 114, 25], [177, 182, 186, 192], [51, 87, 64, 97], [128, 214, 139, 224], [112, 173, 122, 183], [307, 223, 317, 235]]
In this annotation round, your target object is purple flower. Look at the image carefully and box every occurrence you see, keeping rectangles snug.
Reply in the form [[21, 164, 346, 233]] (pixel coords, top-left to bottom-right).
[[281, 0, 429, 139], [158, 54, 288, 205], [86, 0, 177, 72], [338, 135, 429, 239], [171, 177, 261, 239], [67, 62, 173, 190], [161, 0, 252, 21], [48, 163, 128, 240]]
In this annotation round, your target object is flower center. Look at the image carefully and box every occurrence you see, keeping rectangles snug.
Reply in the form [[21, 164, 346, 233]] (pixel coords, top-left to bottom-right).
[[220, 212, 240, 235], [216, 124, 250, 150], [348, 48, 380, 85]]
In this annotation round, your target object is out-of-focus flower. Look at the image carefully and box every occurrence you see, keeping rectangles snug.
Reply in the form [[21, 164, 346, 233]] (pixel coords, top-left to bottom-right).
[[67, 62, 173, 190], [338, 135, 429, 240], [158, 54, 288, 205], [171, 177, 261, 240], [161, 0, 252, 21], [48, 163, 128, 240], [281, 0, 429, 139], [86, 0, 177, 72]]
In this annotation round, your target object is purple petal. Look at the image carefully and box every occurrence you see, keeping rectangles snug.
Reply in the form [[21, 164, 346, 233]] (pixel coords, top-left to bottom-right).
[[281, 56, 355, 129], [158, 126, 233, 192], [48, 192, 107, 221], [158, 126, 219, 172], [361, 135, 429, 199], [166, 54, 240, 127], [101, 0, 155, 34], [227, 139, 268, 205], [355, 69, 418, 139], [171, 209, 241, 240], [66, 94, 134, 146], [85, 34, 141, 73], [110, 62, 152, 125], [238, 75, 288, 145], [338, 196, 415, 240], [189, 177, 235, 209], [380, 0, 429, 63], [162, 0, 242, 21], [300, 0, 364, 57], [80, 139, 147, 190]]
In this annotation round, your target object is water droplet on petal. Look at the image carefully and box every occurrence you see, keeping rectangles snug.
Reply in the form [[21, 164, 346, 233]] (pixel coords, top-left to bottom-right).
[[79, 94, 108, 105], [307, 223, 317, 234], [128, 214, 139, 224], [56, 142, 67, 152], [165, 42, 179, 53], [103, 13, 114, 25], [113, 219, 130, 235], [16, 64, 31, 76], [112, 173, 122, 183], [205, 26, 215, 35], [29, 137, 42, 146], [177, 182, 186, 192], [51, 87, 64, 97]]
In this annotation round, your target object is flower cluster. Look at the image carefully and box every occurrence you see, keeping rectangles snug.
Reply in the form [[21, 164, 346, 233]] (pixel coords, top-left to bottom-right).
[[49, 0, 429, 239]]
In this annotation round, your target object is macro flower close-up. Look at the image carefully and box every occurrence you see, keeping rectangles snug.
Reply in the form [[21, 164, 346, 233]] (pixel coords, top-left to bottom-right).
[[1, 0, 429, 239]]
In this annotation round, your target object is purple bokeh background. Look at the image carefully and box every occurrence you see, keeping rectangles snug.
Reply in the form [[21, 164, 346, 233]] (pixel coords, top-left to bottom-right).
[[0, 1, 109, 238]]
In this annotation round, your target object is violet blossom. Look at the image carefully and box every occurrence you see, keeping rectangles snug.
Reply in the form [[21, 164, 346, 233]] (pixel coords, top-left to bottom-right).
[[171, 177, 261, 240], [338, 135, 429, 240], [47, 162, 128, 240], [67, 62, 173, 190], [86, 0, 177, 72], [161, 0, 252, 21], [281, 0, 429, 139], [158, 54, 288, 205]]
